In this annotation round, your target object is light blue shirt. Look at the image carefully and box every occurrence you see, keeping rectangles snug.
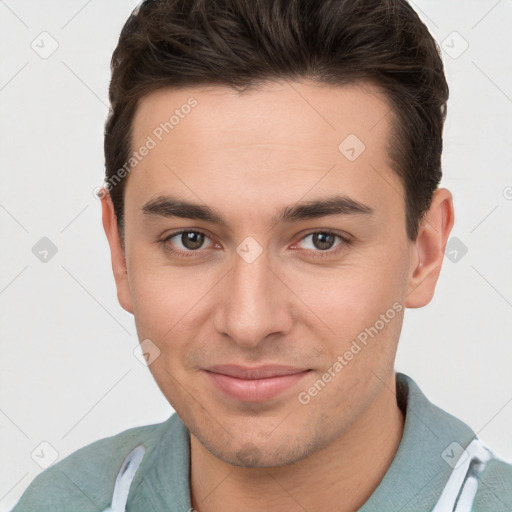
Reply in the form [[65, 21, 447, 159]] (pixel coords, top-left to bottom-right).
[[11, 373, 512, 511]]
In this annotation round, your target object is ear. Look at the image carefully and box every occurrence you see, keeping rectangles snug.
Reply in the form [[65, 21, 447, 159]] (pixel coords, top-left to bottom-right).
[[100, 189, 134, 314], [405, 187, 455, 308]]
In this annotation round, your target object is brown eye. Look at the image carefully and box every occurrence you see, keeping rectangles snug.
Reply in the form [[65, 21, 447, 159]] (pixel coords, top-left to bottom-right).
[[301, 232, 340, 251], [311, 232, 336, 250], [179, 231, 205, 250], [162, 230, 214, 254]]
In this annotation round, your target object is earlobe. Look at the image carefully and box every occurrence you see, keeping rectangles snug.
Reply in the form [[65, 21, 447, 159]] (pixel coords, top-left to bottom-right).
[[405, 188, 455, 309], [100, 189, 134, 314]]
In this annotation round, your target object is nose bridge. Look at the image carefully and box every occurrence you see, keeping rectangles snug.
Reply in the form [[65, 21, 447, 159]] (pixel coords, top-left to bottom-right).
[[214, 242, 288, 347]]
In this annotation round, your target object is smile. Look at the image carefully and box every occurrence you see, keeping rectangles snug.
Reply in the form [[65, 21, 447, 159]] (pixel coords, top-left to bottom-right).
[[203, 365, 312, 402]]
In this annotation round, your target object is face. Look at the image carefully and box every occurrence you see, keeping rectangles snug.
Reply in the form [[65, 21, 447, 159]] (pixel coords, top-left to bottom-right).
[[103, 80, 434, 467]]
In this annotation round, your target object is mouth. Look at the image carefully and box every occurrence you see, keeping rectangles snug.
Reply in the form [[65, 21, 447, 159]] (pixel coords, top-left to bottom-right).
[[203, 365, 312, 402]]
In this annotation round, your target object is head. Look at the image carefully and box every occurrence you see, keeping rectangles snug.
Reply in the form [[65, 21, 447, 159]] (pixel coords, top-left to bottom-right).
[[101, 0, 454, 467]]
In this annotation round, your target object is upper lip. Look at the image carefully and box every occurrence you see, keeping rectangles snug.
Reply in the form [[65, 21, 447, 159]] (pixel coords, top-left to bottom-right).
[[204, 365, 310, 380]]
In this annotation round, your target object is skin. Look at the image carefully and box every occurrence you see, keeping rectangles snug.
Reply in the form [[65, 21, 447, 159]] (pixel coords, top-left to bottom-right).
[[101, 80, 454, 512]]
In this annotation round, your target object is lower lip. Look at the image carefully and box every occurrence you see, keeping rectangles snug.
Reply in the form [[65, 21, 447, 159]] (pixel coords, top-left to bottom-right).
[[204, 370, 311, 402]]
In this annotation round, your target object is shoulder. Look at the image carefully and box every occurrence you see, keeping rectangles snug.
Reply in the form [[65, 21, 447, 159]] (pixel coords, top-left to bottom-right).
[[393, 373, 512, 510], [473, 455, 512, 511], [10, 414, 181, 512]]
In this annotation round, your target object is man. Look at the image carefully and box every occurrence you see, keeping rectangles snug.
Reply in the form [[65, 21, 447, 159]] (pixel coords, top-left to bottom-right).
[[11, 0, 512, 511]]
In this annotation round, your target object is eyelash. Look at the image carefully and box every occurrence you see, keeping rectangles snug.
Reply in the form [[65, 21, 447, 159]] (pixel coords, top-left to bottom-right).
[[159, 229, 352, 259]]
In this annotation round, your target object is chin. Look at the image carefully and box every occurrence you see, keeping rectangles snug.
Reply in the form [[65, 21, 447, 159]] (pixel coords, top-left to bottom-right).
[[193, 427, 323, 468]]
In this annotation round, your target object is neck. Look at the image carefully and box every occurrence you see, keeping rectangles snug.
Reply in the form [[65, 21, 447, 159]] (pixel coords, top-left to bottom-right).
[[190, 372, 404, 512]]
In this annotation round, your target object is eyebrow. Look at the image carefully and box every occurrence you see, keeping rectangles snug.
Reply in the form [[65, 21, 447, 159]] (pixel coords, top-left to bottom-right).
[[141, 194, 375, 227]]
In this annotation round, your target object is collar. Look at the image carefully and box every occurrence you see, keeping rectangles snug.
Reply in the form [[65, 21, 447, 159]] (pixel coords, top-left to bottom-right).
[[127, 413, 192, 511], [125, 372, 476, 511], [360, 372, 476, 511]]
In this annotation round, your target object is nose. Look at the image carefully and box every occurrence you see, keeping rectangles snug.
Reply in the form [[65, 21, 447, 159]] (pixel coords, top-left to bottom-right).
[[213, 244, 293, 349]]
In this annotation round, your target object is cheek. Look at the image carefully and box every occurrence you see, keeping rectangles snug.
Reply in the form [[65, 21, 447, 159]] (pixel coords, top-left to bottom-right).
[[127, 264, 207, 401], [293, 254, 406, 325], [130, 273, 176, 331], [127, 253, 183, 336], [127, 254, 219, 345], [286, 244, 408, 365]]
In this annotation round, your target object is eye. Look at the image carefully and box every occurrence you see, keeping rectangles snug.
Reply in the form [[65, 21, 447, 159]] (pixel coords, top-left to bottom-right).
[[161, 230, 215, 255], [159, 229, 351, 259], [293, 231, 350, 257], [301, 232, 339, 250]]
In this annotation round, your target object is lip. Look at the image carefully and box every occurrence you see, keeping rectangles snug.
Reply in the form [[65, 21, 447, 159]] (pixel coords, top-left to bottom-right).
[[203, 365, 311, 402]]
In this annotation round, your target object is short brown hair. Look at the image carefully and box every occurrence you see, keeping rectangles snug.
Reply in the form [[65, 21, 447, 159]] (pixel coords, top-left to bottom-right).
[[104, 0, 448, 242]]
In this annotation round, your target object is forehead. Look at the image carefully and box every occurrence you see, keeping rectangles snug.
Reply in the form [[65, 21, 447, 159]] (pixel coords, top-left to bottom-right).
[[132, 80, 392, 154], [126, 80, 401, 225]]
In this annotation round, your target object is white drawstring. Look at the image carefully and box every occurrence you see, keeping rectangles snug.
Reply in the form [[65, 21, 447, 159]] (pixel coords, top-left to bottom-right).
[[431, 438, 492, 512], [453, 463, 481, 512], [102, 444, 146, 512]]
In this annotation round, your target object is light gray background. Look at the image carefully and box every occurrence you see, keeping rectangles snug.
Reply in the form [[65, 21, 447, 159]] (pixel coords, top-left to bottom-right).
[[1, 1, 511, 509]]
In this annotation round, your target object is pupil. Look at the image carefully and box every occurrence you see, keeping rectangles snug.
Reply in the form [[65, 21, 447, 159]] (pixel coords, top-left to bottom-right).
[[182, 232, 204, 250], [313, 233, 334, 250]]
